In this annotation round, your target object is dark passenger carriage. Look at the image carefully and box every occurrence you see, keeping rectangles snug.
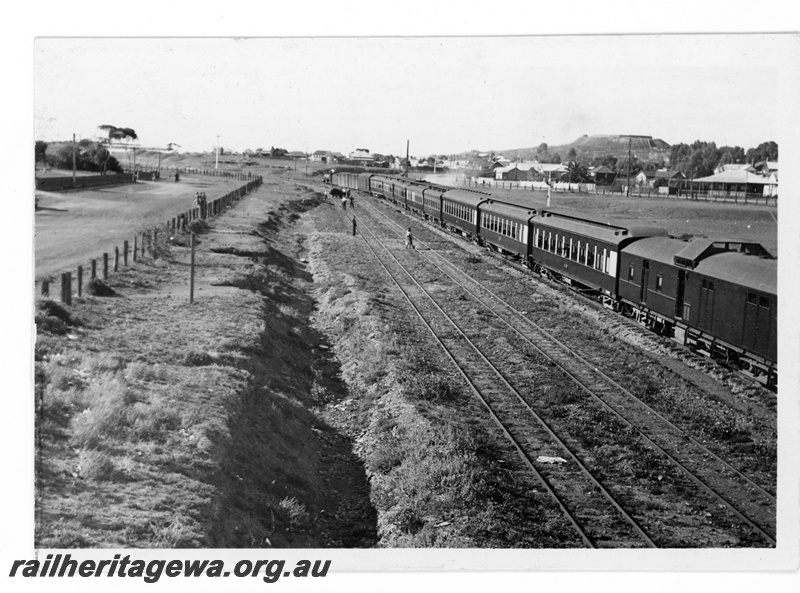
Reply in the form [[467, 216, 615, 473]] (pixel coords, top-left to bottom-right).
[[530, 209, 666, 296], [422, 185, 447, 221], [369, 174, 394, 200], [620, 237, 776, 381], [479, 200, 536, 258], [440, 188, 492, 237]]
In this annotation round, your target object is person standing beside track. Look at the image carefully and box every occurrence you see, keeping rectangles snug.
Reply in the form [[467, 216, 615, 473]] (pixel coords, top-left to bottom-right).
[[405, 227, 414, 249]]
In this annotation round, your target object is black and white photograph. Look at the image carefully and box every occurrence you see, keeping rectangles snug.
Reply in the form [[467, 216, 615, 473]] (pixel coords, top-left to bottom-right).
[[5, 3, 800, 592]]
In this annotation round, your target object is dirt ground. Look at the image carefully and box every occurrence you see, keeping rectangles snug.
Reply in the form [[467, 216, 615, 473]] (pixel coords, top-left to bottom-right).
[[35, 175, 243, 280]]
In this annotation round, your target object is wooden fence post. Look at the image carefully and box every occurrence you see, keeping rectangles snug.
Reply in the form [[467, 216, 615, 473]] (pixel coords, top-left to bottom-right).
[[91, 259, 97, 279], [133, 236, 138, 262], [114, 246, 119, 272], [123, 241, 129, 266], [189, 233, 196, 304], [77, 266, 83, 297], [103, 253, 109, 279], [61, 272, 72, 305], [41, 280, 49, 297]]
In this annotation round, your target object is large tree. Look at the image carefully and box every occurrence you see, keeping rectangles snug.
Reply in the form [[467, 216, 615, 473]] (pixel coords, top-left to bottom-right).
[[98, 125, 138, 143]]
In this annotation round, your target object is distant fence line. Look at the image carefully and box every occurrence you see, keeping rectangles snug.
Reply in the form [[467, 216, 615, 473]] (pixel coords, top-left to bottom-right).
[[35, 170, 264, 307], [467, 177, 778, 207], [35, 173, 136, 192]]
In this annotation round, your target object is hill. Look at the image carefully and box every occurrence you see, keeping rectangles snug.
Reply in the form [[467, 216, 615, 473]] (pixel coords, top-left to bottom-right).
[[495, 134, 672, 164]]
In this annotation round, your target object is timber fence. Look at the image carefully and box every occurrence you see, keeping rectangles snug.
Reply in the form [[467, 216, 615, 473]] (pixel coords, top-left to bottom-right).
[[35, 171, 263, 307]]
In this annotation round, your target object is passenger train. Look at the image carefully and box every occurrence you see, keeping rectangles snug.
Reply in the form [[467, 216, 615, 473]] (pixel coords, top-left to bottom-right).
[[332, 171, 777, 389]]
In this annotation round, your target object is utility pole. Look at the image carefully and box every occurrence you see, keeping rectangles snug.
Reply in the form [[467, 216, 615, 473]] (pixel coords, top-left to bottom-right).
[[215, 135, 219, 170], [405, 140, 410, 177], [132, 146, 137, 178], [72, 133, 76, 186], [626, 136, 632, 197]]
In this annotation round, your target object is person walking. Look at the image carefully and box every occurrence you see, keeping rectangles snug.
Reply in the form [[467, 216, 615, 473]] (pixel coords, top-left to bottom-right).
[[405, 228, 414, 249], [341, 196, 348, 211]]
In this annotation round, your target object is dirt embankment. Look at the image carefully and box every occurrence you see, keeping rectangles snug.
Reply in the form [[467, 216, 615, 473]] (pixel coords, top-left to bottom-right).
[[35, 177, 376, 548]]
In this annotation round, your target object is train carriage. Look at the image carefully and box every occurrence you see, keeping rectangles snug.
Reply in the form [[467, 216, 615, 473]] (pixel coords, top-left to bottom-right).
[[440, 188, 491, 238], [421, 186, 447, 222], [530, 209, 666, 295], [479, 200, 536, 258], [620, 237, 776, 383], [368, 174, 395, 201], [357, 172, 373, 193]]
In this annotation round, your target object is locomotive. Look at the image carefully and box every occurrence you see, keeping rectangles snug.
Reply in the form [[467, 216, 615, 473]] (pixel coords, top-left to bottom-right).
[[332, 171, 777, 388]]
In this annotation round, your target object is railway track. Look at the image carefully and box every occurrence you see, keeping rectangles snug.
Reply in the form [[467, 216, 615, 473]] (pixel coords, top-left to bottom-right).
[[347, 194, 776, 547], [335, 206, 657, 548]]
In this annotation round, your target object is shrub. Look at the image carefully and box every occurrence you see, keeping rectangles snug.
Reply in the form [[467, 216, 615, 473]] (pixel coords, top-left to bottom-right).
[[36, 299, 75, 324], [278, 497, 311, 531], [36, 314, 69, 335], [86, 278, 116, 297], [187, 219, 209, 234], [79, 449, 116, 481]]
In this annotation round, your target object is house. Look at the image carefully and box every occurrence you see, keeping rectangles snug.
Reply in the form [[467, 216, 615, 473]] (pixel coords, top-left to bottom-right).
[[589, 165, 615, 185], [715, 163, 758, 174], [754, 161, 778, 175], [635, 169, 685, 188], [311, 150, 333, 163], [692, 169, 777, 197], [349, 149, 375, 164], [286, 151, 307, 159]]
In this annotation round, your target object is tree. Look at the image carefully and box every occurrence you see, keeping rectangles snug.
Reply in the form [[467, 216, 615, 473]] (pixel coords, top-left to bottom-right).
[[567, 147, 577, 161], [536, 142, 548, 155], [745, 141, 778, 163], [566, 161, 590, 183], [35, 141, 48, 169], [98, 125, 138, 143]]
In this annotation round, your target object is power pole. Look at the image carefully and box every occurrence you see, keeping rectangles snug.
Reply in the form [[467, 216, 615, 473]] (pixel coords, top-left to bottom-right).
[[72, 133, 76, 186], [405, 140, 410, 177], [215, 135, 219, 170], [626, 136, 632, 197]]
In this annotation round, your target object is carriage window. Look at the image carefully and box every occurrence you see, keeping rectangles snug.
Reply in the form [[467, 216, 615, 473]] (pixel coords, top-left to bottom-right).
[[587, 246, 595, 268], [708, 281, 715, 292], [628, 263, 635, 281], [702, 279, 708, 289], [570, 240, 577, 260], [656, 274, 663, 292], [747, 293, 758, 305], [759, 296, 770, 309]]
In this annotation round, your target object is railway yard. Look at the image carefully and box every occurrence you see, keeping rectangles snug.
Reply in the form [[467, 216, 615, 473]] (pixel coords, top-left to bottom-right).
[[33, 164, 779, 550]]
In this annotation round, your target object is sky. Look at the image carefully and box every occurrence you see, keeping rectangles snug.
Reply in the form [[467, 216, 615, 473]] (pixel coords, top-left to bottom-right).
[[34, 34, 788, 158]]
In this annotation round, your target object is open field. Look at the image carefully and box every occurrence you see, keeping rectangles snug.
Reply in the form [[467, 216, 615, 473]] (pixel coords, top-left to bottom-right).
[[35, 175, 243, 280]]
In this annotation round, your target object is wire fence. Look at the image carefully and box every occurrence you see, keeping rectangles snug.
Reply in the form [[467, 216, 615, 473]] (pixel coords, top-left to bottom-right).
[[35, 170, 263, 306]]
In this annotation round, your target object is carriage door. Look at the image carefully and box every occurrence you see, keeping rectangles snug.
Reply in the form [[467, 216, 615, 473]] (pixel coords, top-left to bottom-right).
[[698, 278, 716, 331], [675, 270, 687, 318], [743, 293, 772, 354], [639, 260, 650, 303]]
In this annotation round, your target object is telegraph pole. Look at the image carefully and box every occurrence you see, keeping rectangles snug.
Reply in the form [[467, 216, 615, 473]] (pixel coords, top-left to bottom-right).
[[405, 140, 410, 177], [626, 136, 632, 197], [72, 133, 76, 185], [215, 135, 220, 170]]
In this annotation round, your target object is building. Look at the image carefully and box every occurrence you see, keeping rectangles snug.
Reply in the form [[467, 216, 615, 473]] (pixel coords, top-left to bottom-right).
[[286, 151, 307, 159], [349, 149, 375, 164], [311, 150, 333, 163], [635, 169, 685, 188], [692, 169, 777, 198], [589, 165, 615, 185]]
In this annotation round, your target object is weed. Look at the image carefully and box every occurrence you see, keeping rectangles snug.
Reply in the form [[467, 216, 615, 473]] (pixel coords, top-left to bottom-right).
[[181, 348, 218, 367], [35, 314, 69, 335], [36, 299, 77, 325], [38, 518, 91, 548], [86, 278, 116, 297], [278, 497, 311, 530], [79, 448, 116, 481], [83, 352, 126, 373], [402, 372, 461, 403], [150, 519, 200, 548], [187, 219, 209, 234], [126, 361, 167, 382]]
